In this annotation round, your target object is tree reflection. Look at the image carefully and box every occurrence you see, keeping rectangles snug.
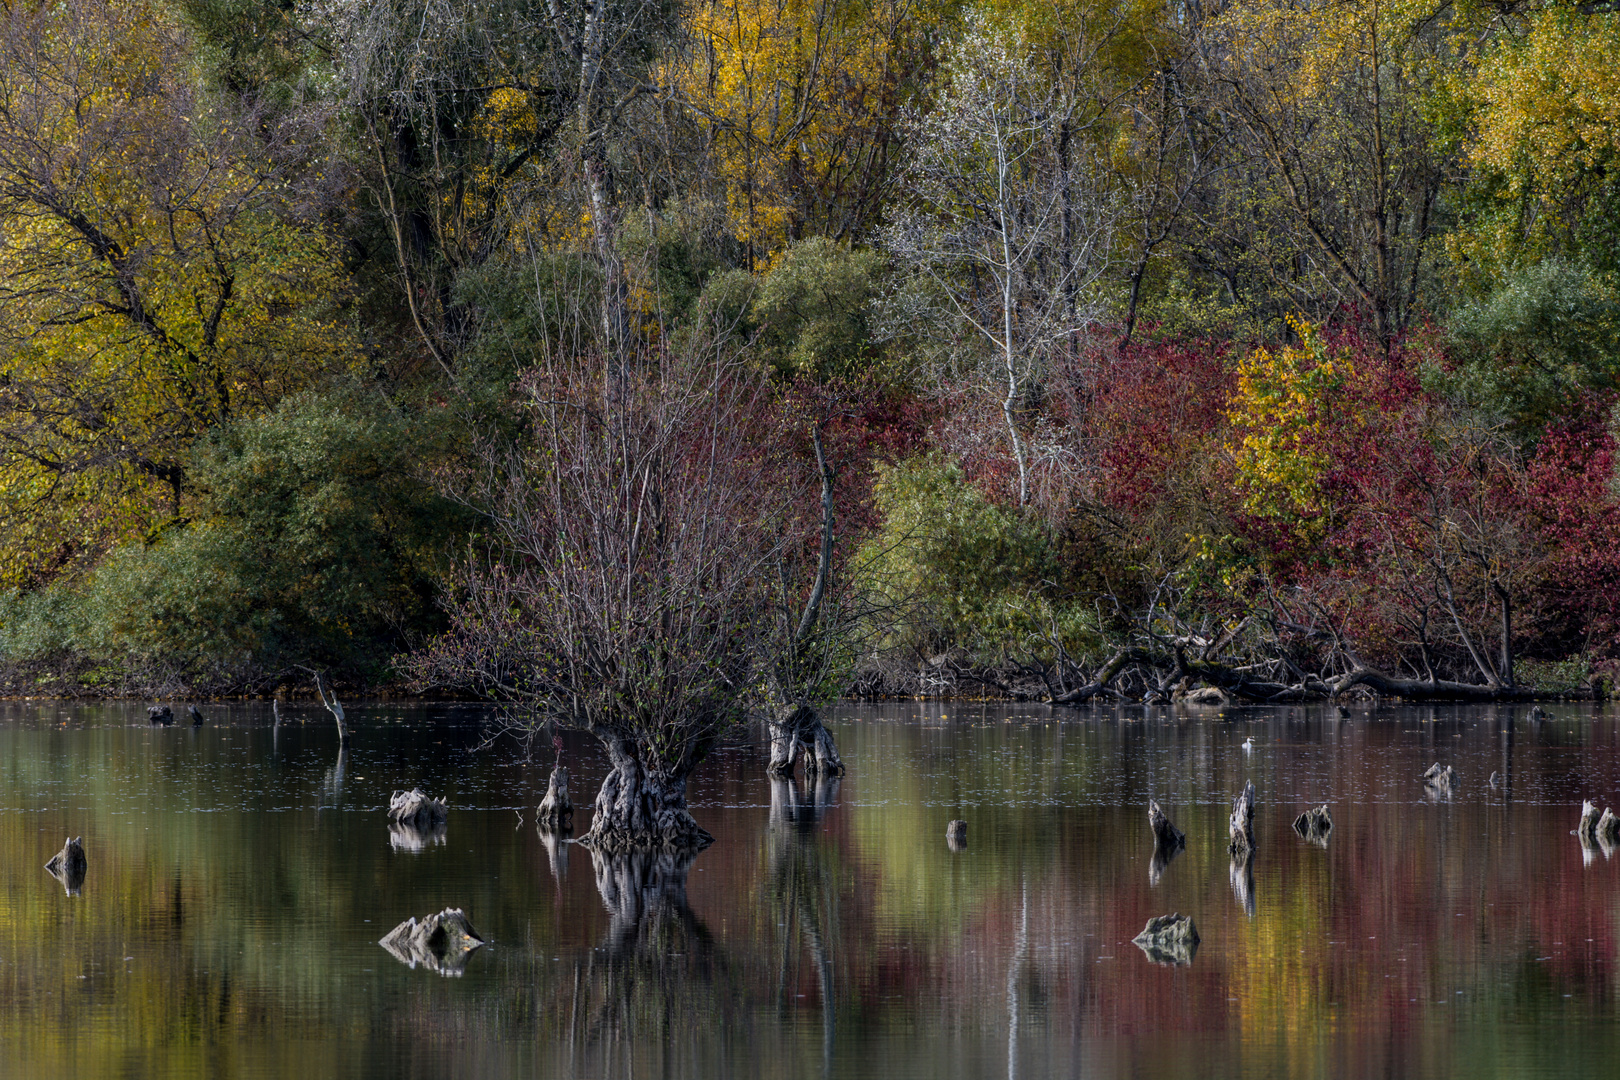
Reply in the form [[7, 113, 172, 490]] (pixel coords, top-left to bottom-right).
[[766, 774, 842, 1078], [561, 845, 738, 1074], [1230, 852, 1255, 917]]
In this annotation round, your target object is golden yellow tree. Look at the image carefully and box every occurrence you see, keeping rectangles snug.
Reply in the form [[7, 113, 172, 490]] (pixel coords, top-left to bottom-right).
[[0, 0, 356, 588], [672, 0, 940, 262], [1451, 2, 1620, 283]]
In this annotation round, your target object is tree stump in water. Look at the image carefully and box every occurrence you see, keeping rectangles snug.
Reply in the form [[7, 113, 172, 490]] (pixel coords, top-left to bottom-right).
[[536, 766, 572, 827], [147, 704, 173, 724], [1292, 804, 1333, 846], [378, 908, 484, 975], [388, 788, 448, 828], [1131, 913, 1200, 966], [1600, 808, 1620, 844], [576, 738, 713, 852], [1149, 800, 1185, 852], [1422, 763, 1457, 796], [1576, 800, 1620, 846], [946, 820, 967, 851], [188, 705, 205, 726], [767, 705, 846, 780], [1228, 781, 1256, 857], [44, 837, 86, 894]]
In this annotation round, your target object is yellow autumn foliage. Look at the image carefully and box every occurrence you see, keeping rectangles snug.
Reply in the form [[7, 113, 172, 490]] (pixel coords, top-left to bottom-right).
[[1226, 319, 1351, 535], [0, 0, 359, 588]]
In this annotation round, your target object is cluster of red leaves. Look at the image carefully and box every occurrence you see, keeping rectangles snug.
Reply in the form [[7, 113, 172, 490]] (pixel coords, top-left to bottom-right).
[[919, 320, 1620, 670]]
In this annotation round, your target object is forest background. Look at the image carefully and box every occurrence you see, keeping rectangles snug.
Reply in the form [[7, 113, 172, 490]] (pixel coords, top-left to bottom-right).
[[1, 0, 1617, 706]]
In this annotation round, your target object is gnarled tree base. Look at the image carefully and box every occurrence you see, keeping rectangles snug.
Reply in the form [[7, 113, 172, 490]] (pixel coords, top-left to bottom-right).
[[577, 739, 713, 853], [767, 704, 845, 779]]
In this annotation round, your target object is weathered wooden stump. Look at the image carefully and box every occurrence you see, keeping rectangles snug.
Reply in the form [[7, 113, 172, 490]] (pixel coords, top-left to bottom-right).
[[1575, 800, 1620, 846], [378, 908, 484, 975], [536, 766, 573, 827], [1292, 804, 1333, 846], [147, 704, 173, 724], [44, 836, 86, 894], [188, 705, 205, 726], [388, 788, 448, 828], [1228, 781, 1256, 857], [1336, 705, 1351, 719], [1132, 913, 1200, 966], [1422, 763, 1457, 796], [1530, 705, 1548, 722], [1599, 807, 1620, 844], [1149, 800, 1185, 852], [946, 819, 967, 851]]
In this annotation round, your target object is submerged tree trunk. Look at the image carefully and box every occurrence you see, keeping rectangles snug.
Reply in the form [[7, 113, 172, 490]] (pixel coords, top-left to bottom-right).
[[767, 703, 845, 779], [578, 738, 713, 851]]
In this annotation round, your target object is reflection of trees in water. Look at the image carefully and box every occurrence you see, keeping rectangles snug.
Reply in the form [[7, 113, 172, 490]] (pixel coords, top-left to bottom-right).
[[538, 826, 572, 885], [559, 846, 741, 1075], [319, 746, 347, 809], [765, 775, 843, 1076]]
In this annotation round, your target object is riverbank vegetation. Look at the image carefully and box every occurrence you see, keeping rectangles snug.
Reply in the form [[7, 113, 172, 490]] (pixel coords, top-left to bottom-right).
[[0, 0, 1617, 714]]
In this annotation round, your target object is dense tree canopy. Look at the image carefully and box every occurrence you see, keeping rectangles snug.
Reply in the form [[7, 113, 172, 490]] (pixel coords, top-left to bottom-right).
[[0, 0, 1616, 708]]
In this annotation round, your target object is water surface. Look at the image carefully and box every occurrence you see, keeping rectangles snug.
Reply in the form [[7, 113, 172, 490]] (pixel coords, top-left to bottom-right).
[[3, 699, 1618, 1079]]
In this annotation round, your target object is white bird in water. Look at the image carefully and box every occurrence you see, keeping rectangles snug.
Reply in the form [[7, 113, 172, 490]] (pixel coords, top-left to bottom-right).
[[1242, 737, 1254, 752]]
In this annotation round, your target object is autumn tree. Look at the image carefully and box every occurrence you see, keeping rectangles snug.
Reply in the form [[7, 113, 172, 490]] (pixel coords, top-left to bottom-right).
[[405, 339, 807, 850], [1192, 0, 1453, 345], [1452, 1, 1620, 285], [670, 0, 933, 262], [883, 16, 1121, 506], [0, 0, 356, 588]]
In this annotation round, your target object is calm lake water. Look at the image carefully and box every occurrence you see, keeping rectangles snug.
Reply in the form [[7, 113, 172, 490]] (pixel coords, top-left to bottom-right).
[[4, 699, 1620, 1079]]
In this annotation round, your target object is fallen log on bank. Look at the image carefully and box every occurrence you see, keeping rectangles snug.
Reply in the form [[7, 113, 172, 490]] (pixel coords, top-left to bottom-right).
[[1035, 639, 1588, 707]]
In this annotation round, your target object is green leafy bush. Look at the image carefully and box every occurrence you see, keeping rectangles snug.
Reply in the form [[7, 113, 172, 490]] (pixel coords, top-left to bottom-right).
[[862, 456, 1101, 666]]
